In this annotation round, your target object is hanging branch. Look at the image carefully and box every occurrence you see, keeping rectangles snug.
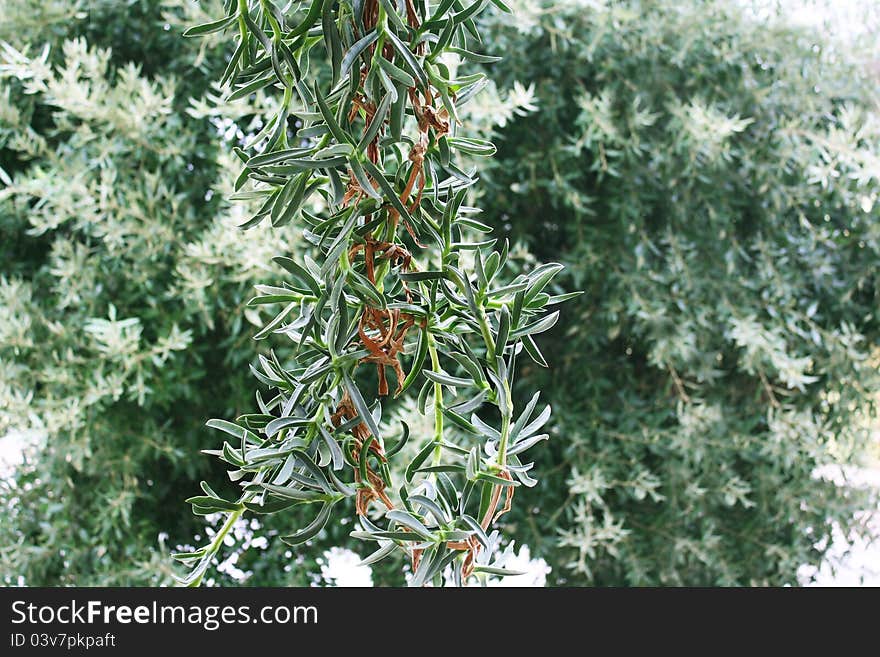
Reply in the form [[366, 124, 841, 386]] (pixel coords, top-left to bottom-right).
[[176, 0, 574, 587]]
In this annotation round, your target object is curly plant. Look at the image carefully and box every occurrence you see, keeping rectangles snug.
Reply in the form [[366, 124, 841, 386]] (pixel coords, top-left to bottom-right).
[[176, 0, 573, 586]]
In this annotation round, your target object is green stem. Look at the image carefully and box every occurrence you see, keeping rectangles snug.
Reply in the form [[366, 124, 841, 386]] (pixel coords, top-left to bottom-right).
[[309, 402, 327, 437], [374, 259, 390, 293], [427, 331, 444, 467], [191, 505, 244, 587], [279, 85, 293, 147], [476, 304, 496, 362], [237, 0, 250, 65], [496, 379, 513, 466], [338, 243, 352, 273], [260, 0, 282, 38]]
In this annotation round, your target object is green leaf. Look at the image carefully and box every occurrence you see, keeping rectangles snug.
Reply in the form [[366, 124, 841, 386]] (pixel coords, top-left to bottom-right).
[[443, 407, 479, 434], [264, 415, 311, 436], [496, 305, 510, 348], [205, 419, 260, 445], [398, 328, 428, 396], [525, 263, 565, 303], [343, 372, 382, 441], [409, 494, 448, 524], [241, 8, 272, 51], [390, 79, 407, 140], [488, 0, 512, 11], [367, 531, 428, 542], [510, 310, 560, 339], [466, 446, 479, 480], [253, 302, 298, 340], [426, 0, 458, 24], [340, 30, 379, 77], [449, 389, 487, 415], [424, 370, 473, 388], [227, 73, 276, 101], [249, 147, 314, 167], [386, 509, 435, 540], [521, 334, 548, 367], [184, 496, 243, 513], [272, 172, 309, 227], [358, 435, 375, 484], [247, 294, 301, 305], [409, 545, 440, 587], [347, 268, 385, 307], [460, 514, 490, 548], [359, 541, 398, 566], [357, 92, 394, 152], [399, 270, 446, 282], [273, 256, 322, 297], [406, 442, 436, 483], [314, 82, 351, 144], [348, 157, 383, 201], [293, 450, 335, 494], [361, 159, 413, 224], [260, 484, 329, 502], [385, 421, 410, 458], [546, 291, 583, 305], [385, 29, 428, 87], [452, 0, 489, 26], [243, 498, 301, 514], [378, 55, 415, 87], [447, 137, 497, 156], [322, 2, 342, 81], [288, 0, 325, 38], [447, 46, 502, 63], [327, 467, 356, 496], [172, 549, 206, 563], [183, 14, 238, 37], [470, 413, 500, 440], [472, 565, 526, 577], [507, 433, 549, 456], [280, 501, 335, 546], [416, 464, 465, 474]]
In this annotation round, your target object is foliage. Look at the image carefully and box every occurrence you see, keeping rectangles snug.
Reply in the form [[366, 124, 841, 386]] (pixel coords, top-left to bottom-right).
[[475, 0, 880, 585], [177, 0, 571, 588], [2, 0, 878, 588], [0, 0, 310, 585]]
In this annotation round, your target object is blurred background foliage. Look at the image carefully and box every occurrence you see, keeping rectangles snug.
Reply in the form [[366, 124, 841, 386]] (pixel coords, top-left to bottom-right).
[[1, 0, 878, 586]]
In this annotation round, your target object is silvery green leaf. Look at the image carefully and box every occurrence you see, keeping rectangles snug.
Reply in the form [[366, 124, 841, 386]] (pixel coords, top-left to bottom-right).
[[359, 541, 398, 566], [260, 484, 329, 502], [470, 413, 501, 440], [264, 416, 311, 437], [340, 30, 378, 77], [409, 494, 448, 525], [521, 334, 549, 367], [466, 446, 479, 480], [385, 509, 434, 541], [472, 565, 526, 577], [343, 372, 382, 441], [424, 370, 473, 388], [385, 28, 428, 87], [517, 404, 552, 440], [460, 514, 490, 548], [406, 442, 436, 483], [510, 310, 560, 339], [385, 421, 410, 458], [449, 389, 487, 415], [280, 501, 335, 546]]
